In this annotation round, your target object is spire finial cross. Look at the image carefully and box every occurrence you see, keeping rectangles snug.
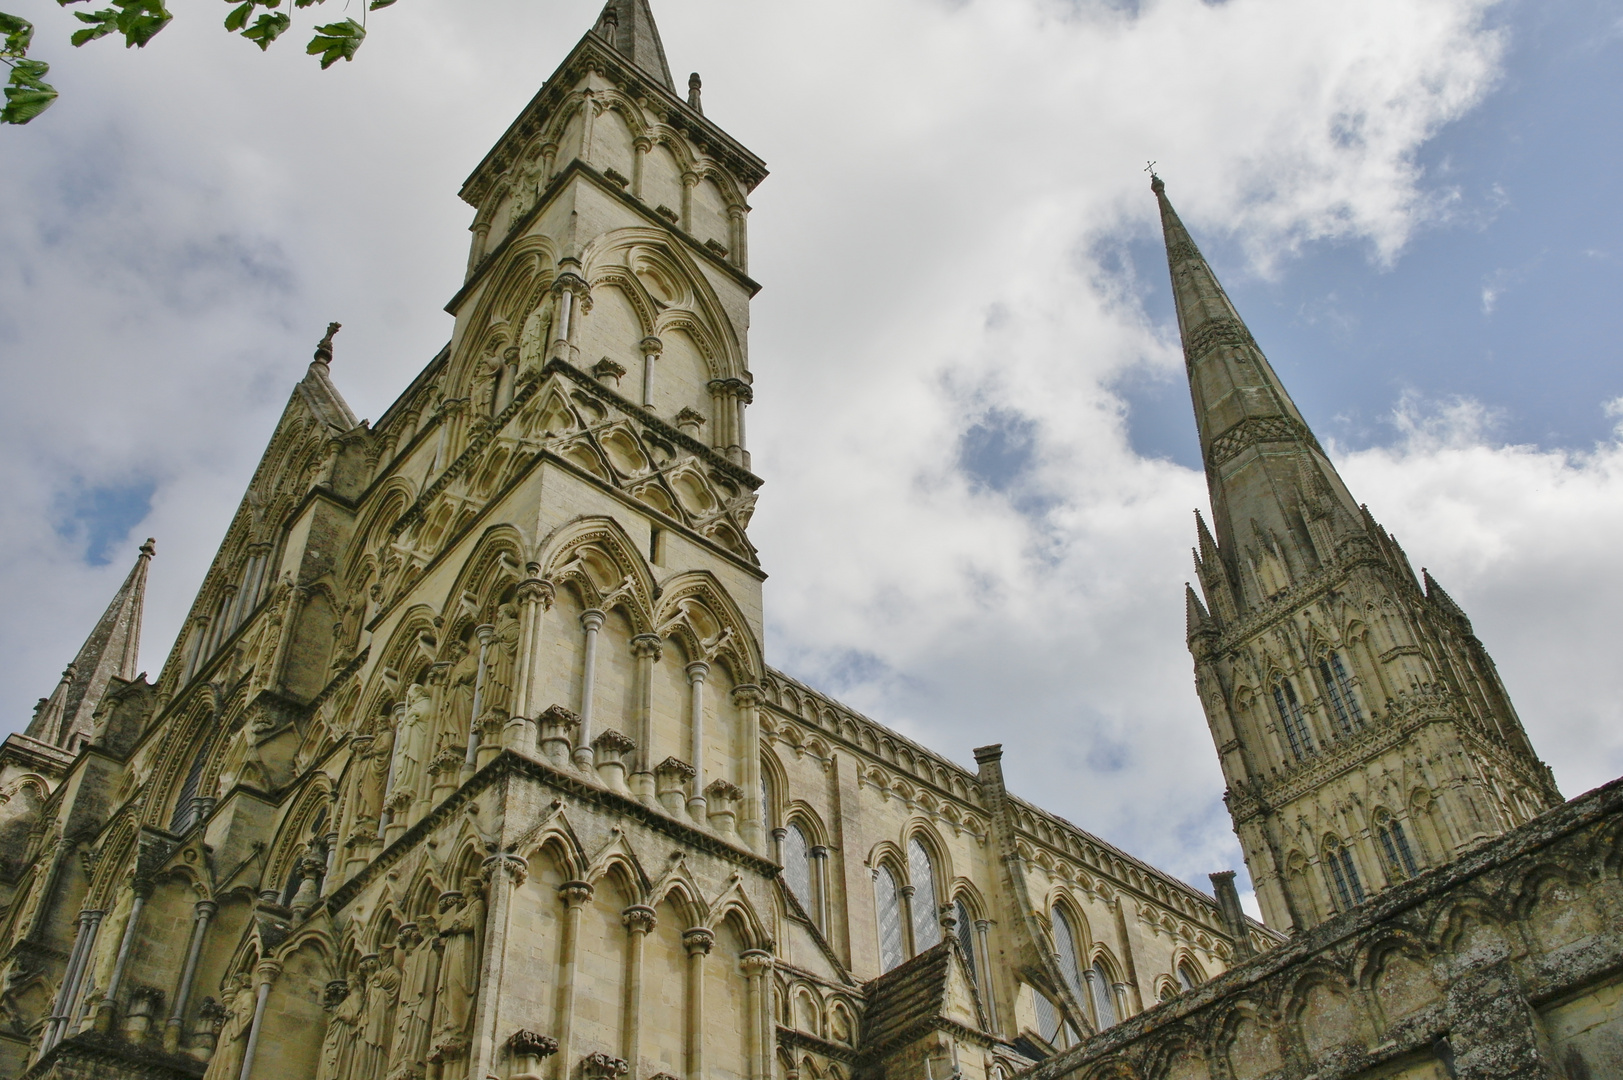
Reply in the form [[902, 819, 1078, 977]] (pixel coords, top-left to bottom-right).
[[1144, 160, 1157, 176]]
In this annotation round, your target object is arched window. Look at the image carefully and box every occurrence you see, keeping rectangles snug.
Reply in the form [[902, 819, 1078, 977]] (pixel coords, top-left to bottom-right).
[[1272, 680, 1316, 761], [1051, 906, 1085, 1003], [875, 865, 905, 973], [1376, 816, 1421, 880], [782, 823, 815, 915], [1176, 960, 1201, 991], [1323, 837, 1365, 911], [1034, 991, 1062, 1044], [907, 838, 941, 952], [1089, 960, 1118, 1028], [954, 898, 978, 985], [1319, 652, 1364, 735], [170, 733, 215, 833]]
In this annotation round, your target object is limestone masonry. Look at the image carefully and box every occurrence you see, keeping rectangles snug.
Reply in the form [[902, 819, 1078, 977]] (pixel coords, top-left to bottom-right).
[[3, 3, 1619, 1079]]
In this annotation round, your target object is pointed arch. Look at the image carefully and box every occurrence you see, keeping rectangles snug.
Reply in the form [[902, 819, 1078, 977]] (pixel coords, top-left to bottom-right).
[[653, 570, 761, 683], [539, 515, 658, 634]]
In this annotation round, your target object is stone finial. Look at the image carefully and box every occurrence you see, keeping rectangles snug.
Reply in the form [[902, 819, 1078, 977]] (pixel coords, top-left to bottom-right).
[[687, 72, 703, 113], [313, 322, 341, 365]]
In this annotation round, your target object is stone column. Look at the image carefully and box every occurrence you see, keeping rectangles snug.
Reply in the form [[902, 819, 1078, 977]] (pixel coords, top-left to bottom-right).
[[680, 172, 697, 233], [541, 143, 558, 183], [734, 684, 763, 850], [686, 662, 710, 821], [510, 575, 552, 751], [631, 138, 650, 200], [639, 337, 662, 408], [728, 205, 748, 271], [237, 959, 281, 1080], [576, 610, 606, 769], [164, 899, 217, 1052], [467, 222, 492, 277], [100, 882, 152, 1023], [464, 623, 494, 773], [898, 885, 918, 957], [740, 950, 773, 1080], [682, 929, 713, 1080], [630, 634, 662, 804], [474, 854, 528, 1080], [621, 906, 656, 1071], [809, 846, 830, 928], [552, 881, 595, 1079], [974, 920, 999, 1033], [43, 908, 100, 1051]]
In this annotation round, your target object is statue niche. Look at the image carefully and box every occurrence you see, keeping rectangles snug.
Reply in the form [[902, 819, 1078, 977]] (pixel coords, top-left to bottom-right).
[[481, 604, 521, 731], [516, 294, 556, 383], [317, 975, 365, 1080], [429, 881, 486, 1064], [387, 685, 434, 820], [201, 975, 258, 1080], [387, 917, 439, 1079]]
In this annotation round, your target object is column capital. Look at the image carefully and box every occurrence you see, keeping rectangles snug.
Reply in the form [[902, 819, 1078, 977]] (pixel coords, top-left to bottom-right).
[[621, 905, 657, 934], [686, 660, 710, 683], [475, 622, 496, 646], [560, 880, 595, 908], [193, 899, 219, 920], [581, 608, 607, 632], [632, 633, 663, 660], [682, 928, 714, 955], [731, 683, 762, 707], [639, 336, 663, 357], [899, 884, 917, 900], [739, 949, 773, 975], [254, 959, 283, 986], [483, 852, 529, 888]]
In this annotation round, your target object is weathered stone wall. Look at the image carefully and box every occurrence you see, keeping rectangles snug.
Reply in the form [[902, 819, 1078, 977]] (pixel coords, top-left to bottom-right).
[[1020, 776, 1623, 1080]]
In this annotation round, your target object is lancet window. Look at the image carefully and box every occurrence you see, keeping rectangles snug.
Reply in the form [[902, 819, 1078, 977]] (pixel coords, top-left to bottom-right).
[[907, 838, 942, 952], [1089, 960, 1119, 1029], [170, 733, 215, 833], [1176, 960, 1201, 991], [1323, 837, 1365, 911], [875, 865, 906, 973], [1272, 679, 1316, 761], [954, 898, 977, 984], [1052, 905, 1086, 1003], [1376, 815, 1421, 880], [782, 823, 815, 914], [1319, 651, 1364, 735]]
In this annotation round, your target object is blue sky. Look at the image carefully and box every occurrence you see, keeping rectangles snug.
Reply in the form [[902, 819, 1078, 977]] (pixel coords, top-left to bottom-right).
[[1123, 0, 1623, 471], [5, 0, 1623, 908]]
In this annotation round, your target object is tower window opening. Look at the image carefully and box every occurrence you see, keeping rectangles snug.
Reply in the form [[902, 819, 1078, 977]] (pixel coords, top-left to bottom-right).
[[1378, 819, 1421, 879], [650, 527, 663, 565], [1324, 840, 1365, 910], [1272, 681, 1316, 761], [1320, 652, 1364, 733]]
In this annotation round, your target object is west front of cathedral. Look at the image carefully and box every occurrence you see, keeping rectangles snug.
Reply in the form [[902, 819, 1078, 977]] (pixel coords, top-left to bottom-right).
[[3, 4, 1622, 1080]]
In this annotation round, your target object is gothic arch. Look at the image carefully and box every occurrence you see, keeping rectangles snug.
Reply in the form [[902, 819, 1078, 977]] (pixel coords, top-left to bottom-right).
[[652, 570, 761, 683], [539, 515, 658, 634], [440, 526, 526, 630], [448, 237, 560, 399]]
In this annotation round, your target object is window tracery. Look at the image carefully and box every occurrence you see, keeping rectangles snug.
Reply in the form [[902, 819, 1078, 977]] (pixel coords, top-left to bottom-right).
[[1272, 679, 1316, 761], [1318, 651, 1364, 736], [1323, 836, 1365, 911]]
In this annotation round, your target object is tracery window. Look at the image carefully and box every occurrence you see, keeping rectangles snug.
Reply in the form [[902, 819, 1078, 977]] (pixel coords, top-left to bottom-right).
[[875, 865, 906, 973], [170, 734, 215, 833], [782, 823, 815, 916], [1089, 960, 1118, 1028], [1272, 680, 1316, 761], [1319, 651, 1364, 735], [1051, 906, 1086, 1004], [1323, 837, 1366, 911], [1376, 816, 1421, 880], [954, 898, 978, 985], [908, 838, 942, 952], [1176, 960, 1200, 991]]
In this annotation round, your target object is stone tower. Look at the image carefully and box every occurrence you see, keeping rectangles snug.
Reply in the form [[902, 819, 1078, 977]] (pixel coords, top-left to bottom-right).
[[1156, 175, 1562, 933]]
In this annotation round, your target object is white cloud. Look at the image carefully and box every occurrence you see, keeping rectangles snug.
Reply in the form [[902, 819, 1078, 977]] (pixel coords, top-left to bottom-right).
[[9, 0, 1613, 897]]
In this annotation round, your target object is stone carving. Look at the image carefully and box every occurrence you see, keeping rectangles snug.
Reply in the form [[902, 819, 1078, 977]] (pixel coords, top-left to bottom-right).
[[430, 881, 486, 1062], [360, 954, 401, 1080], [581, 1052, 629, 1080], [387, 919, 439, 1079], [443, 644, 479, 759], [484, 604, 521, 718], [389, 684, 434, 811], [508, 1030, 559, 1080], [317, 977, 364, 1080], [517, 297, 555, 381], [200, 976, 257, 1080]]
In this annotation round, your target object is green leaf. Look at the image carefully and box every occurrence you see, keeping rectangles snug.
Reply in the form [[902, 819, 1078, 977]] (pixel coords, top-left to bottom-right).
[[306, 16, 361, 68], [0, 11, 35, 56], [368, 0, 396, 9], [292, 0, 323, 8], [223, 1, 252, 31], [115, 0, 172, 47], [2, 56, 57, 123], [69, 8, 119, 46], [241, 9, 288, 49]]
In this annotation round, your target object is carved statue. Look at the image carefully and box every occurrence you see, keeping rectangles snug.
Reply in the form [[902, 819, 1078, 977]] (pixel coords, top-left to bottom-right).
[[430, 882, 486, 1061], [201, 976, 257, 1080], [317, 976, 364, 1080], [359, 954, 401, 1080], [483, 604, 521, 719], [443, 645, 479, 760], [516, 296, 555, 381], [386, 918, 438, 1079], [390, 684, 434, 807], [352, 722, 393, 837]]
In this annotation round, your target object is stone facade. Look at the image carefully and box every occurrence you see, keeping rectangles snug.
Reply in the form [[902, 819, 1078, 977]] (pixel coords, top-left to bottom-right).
[[1022, 774, 1623, 1080], [0, 6, 1281, 1080]]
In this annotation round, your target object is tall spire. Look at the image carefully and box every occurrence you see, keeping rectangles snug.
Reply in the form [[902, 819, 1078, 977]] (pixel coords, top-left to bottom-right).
[[1153, 174, 1362, 609], [26, 538, 154, 751], [594, 0, 675, 91]]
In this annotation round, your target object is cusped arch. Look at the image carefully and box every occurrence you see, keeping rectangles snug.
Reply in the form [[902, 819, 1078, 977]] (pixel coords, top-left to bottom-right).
[[653, 570, 761, 683], [540, 516, 658, 633]]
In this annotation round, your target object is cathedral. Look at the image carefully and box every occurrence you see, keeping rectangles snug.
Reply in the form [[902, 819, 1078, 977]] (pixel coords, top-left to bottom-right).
[[3, 3, 1622, 1079]]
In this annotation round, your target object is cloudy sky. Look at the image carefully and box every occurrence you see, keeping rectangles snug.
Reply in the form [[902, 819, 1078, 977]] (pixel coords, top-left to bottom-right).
[[4, 0, 1622, 911]]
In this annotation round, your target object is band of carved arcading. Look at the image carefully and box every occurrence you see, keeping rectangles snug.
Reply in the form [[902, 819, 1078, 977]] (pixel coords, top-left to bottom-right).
[[1206, 416, 1320, 470], [1182, 317, 1256, 366]]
